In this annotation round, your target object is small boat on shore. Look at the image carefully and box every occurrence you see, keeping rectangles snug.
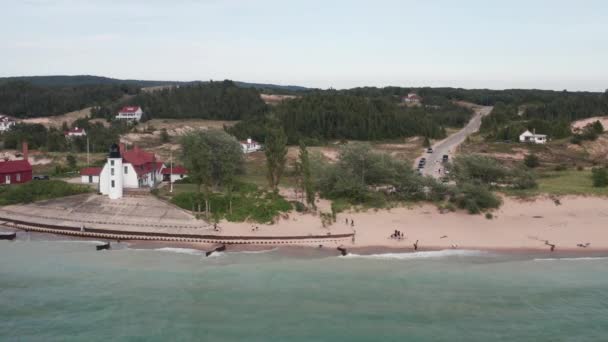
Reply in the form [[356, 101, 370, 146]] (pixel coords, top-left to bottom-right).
[[0, 232, 16, 240], [96, 242, 111, 251], [206, 244, 226, 257]]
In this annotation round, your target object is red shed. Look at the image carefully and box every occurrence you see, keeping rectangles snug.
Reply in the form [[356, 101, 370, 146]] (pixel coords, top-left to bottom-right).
[[0, 142, 32, 184]]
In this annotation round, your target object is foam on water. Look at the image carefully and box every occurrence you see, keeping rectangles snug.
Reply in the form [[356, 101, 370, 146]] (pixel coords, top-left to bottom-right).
[[154, 247, 205, 256], [535, 256, 608, 262], [342, 249, 486, 260]]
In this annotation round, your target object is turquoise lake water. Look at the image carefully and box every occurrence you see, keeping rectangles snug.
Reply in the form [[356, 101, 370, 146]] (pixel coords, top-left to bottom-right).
[[1, 236, 608, 341]]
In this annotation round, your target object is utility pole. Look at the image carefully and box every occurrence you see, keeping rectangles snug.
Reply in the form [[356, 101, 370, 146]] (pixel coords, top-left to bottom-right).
[[170, 149, 173, 193], [86, 136, 90, 166]]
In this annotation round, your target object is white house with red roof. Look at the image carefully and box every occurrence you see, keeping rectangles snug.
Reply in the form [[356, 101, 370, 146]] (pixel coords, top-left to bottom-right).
[[80, 167, 101, 184], [240, 138, 262, 153], [116, 106, 143, 121], [162, 165, 188, 183], [402, 93, 422, 105], [64, 127, 86, 138], [82, 143, 165, 198]]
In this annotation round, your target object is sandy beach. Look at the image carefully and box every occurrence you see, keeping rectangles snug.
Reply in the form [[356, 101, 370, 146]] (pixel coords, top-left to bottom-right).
[[217, 195, 608, 253], [2, 194, 608, 254]]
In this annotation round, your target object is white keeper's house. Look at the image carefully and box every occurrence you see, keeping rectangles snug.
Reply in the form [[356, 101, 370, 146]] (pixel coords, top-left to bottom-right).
[[240, 138, 262, 153], [519, 130, 547, 144], [81, 143, 164, 199], [0, 114, 17, 132], [116, 106, 144, 121]]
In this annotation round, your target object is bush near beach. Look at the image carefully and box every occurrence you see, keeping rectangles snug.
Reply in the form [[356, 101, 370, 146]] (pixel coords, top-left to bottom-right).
[[170, 182, 292, 223], [0, 180, 91, 205]]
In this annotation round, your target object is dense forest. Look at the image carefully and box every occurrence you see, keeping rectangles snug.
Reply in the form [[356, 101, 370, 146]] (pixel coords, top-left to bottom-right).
[[480, 90, 608, 141], [92, 80, 267, 121], [0, 81, 138, 118], [2, 120, 130, 154], [228, 93, 473, 144]]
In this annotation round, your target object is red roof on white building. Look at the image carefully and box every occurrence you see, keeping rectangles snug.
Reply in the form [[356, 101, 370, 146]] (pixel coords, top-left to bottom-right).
[[80, 167, 102, 176], [119, 106, 141, 113], [162, 166, 188, 175], [65, 127, 85, 135]]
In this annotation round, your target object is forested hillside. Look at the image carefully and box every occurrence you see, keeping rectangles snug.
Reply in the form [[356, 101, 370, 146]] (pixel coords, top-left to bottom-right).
[[93, 80, 267, 121], [228, 93, 473, 144], [0, 81, 138, 118], [0, 75, 179, 88]]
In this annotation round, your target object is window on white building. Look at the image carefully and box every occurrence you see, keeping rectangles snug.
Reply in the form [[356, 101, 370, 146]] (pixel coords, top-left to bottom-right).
[[111, 168, 114, 176], [16, 173, 20, 182], [110, 160, 115, 166], [111, 180, 115, 188], [124, 166, 128, 174]]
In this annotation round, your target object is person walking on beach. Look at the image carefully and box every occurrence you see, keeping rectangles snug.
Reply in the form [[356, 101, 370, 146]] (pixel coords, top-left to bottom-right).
[[413, 240, 419, 251]]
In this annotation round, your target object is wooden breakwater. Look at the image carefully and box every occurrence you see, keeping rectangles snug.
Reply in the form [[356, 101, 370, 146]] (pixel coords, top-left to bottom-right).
[[0, 216, 354, 245]]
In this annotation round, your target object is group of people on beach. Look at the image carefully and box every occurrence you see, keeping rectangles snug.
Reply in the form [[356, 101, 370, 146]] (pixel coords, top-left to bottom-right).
[[390, 230, 405, 240], [344, 218, 355, 227]]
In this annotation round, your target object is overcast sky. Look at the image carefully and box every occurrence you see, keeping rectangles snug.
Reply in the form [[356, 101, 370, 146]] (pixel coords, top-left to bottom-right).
[[1, 0, 607, 91]]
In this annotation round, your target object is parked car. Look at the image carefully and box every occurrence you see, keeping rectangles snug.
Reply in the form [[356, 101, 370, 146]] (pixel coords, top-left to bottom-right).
[[442, 155, 449, 162], [33, 175, 50, 180], [426, 148, 433, 153]]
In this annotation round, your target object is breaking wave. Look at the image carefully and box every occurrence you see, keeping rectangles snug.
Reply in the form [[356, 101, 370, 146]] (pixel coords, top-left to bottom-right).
[[342, 249, 486, 260], [534, 256, 608, 262]]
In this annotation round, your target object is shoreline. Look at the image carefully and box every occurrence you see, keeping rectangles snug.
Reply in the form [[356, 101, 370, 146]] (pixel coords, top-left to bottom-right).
[[5, 229, 608, 258], [2, 194, 608, 255]]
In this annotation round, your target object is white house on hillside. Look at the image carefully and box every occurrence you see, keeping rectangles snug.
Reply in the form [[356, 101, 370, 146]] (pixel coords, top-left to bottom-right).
[[116, 106, 143, 121], [402, 93, 422, 104], [83, 144, 164, 199], [65, 127, 86, 138], [519, 130, 547, 144], [240, 138, 262, 153], [0, 115, 16, 132]]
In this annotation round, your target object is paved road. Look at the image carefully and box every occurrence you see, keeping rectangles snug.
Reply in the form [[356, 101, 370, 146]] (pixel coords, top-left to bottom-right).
[[416, 105, 493, 178]]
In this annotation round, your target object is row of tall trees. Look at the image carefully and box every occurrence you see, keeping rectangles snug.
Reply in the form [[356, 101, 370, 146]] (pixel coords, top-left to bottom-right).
[[228, 94, 472, 144], [93, 80, 267, 121], [1, 120, 130, 153], [0, 81, 137, 118]]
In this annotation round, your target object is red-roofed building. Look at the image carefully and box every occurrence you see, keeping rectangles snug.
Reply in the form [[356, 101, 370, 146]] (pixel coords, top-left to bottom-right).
[[64, 127, 86, 138], [80, 167, 102, 184], [162, 165, 188, 182], [402, 93, 422, 105], [89, 144, 165, 198], [116, 106, 143, 121], [0, 142, 32, 184]]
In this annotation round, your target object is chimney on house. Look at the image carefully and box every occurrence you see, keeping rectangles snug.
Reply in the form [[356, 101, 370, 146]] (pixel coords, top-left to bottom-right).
[[22, 141, 28, 161]]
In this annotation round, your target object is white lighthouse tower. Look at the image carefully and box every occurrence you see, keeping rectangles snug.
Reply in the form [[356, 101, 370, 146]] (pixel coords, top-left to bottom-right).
[[99, 143, 124, 199]]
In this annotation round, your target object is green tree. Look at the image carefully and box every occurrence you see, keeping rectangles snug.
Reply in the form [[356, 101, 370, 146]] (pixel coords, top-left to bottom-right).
[[592, 167, 608, 187], [66, 154, 77, 169], [264, 119, 288, 191], [297, 142, 316, 209], [523, 154, 540, 168], [198, 130, 244, 213], [160, 128, 170, 143], [180, 133, 212, 216], [422, 136, 431, 148]]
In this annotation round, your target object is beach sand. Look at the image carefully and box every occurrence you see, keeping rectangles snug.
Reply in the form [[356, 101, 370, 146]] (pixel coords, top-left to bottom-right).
[[3, 194, 608, 254], [217, 195, 608, 252]]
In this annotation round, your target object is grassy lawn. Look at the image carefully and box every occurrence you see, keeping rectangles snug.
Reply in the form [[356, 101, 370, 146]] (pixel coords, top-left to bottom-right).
[[505, 170, 608, 197], [537, 170, 608, 196]]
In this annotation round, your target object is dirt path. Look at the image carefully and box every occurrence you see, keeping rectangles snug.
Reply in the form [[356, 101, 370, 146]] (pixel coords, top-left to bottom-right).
[[416, 104, 493, 178]]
